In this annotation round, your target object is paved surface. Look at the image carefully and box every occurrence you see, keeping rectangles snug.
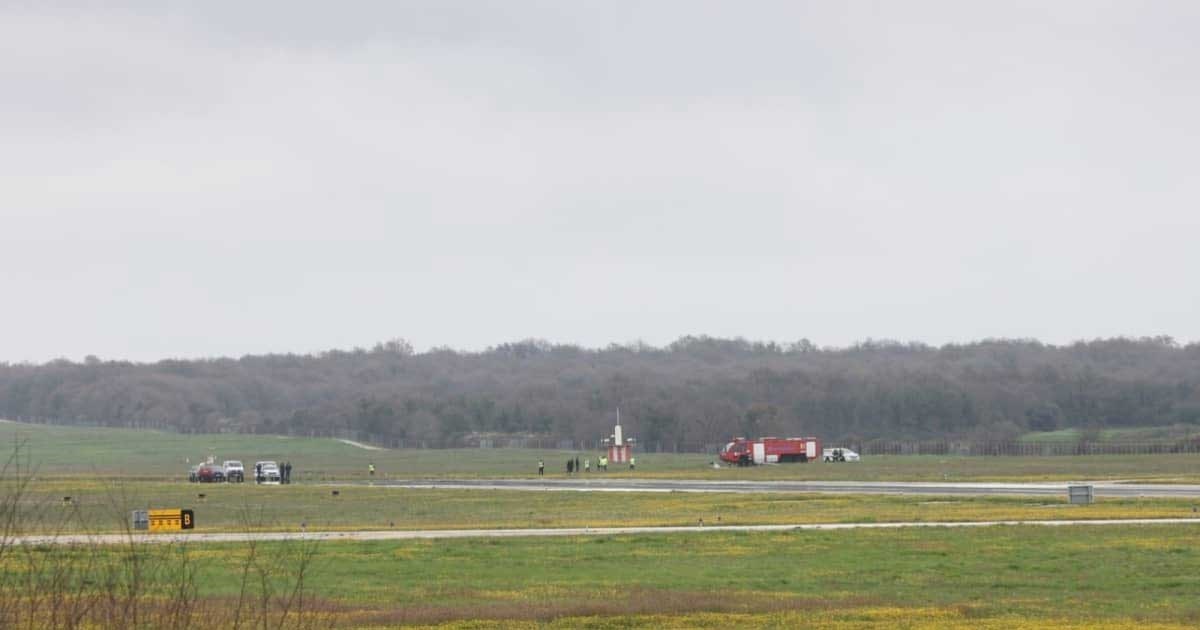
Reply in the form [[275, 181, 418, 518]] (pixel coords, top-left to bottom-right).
[[365, 478, 1200, 499], [336, 438, 383, 451], [13, 518, 1200, 546]]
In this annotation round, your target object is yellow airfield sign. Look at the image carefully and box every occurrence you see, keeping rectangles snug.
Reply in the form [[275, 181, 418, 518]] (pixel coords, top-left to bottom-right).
[[147, 508, 195, 531]]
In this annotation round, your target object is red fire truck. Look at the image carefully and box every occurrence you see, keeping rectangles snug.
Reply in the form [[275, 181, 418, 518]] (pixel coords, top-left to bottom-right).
[[719, 436, 821, 466]]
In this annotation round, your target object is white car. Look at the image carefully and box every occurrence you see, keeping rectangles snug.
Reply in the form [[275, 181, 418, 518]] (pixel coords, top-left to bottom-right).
[[223, 460, 245, 482], [822, 448, 860, 462], [254, 461, 281, 484]]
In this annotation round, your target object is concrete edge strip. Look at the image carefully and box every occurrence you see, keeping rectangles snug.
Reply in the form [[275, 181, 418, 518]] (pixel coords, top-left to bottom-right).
[[13, 517, 1200, 546], [352, 480, 1200, 498]]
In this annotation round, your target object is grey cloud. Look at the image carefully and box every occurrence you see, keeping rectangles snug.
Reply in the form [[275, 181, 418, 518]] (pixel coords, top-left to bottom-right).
[[2, 1, 1198, 361]]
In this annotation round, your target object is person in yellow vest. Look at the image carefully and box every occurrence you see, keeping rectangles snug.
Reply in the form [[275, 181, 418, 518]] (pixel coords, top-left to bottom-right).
[[368, 462, 376, 477], [600, 455, 608, 471], [630, 456, 636, 471]]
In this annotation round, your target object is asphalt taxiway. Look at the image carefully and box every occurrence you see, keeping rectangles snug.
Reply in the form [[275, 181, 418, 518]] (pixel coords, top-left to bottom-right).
[[368, 478, 1200, 499]]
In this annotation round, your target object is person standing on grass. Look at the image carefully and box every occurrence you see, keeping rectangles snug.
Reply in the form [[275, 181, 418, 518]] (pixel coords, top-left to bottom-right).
[[575, 456, 580, 473], [630, 456, 635, 471], [538, 460, 544, 476], [368, 462, 376, 479], [567, 459, 574, 474], [585, 458, 590, 473]]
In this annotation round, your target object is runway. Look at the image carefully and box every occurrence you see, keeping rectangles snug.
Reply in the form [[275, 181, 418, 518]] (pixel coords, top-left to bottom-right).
[[13, 517, 1200, 547], [367, 478, 1200, 499]]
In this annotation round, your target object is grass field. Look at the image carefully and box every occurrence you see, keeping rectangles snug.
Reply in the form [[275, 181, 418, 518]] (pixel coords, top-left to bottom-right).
[[12, 479, 1200, 534], [6, 525, 1199, 627], [1019, 425, 1200, 443], [6, 420, 1200, 483], [6, 420, 1200, 627], [277, 524, 1200, 627]]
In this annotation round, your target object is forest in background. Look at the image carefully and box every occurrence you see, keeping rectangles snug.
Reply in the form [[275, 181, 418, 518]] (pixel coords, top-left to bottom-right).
[[2, 336, 1199, 448]]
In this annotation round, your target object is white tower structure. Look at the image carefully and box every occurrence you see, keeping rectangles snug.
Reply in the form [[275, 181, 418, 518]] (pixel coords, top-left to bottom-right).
[[607, 408, 634, 464]]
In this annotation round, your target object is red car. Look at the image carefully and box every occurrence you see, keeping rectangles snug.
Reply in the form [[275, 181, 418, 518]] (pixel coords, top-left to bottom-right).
[[196, 463, 226, 482]]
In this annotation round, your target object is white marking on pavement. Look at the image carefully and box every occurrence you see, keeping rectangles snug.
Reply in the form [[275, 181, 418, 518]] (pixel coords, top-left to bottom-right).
[[336, 439, 384, 451]]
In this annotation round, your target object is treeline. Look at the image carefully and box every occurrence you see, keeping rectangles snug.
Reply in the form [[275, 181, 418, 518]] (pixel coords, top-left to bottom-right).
[[2, 336, 1199, 447]]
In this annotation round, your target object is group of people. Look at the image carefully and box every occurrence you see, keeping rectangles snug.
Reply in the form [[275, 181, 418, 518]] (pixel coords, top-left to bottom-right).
[[560, 454, 635, 474], [824, 449, 848, 463]]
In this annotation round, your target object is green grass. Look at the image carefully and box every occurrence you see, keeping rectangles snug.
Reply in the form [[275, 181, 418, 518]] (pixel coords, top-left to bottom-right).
[[1, 419, 709, 479], [7, 420, 1200, 483], [12, 479, 1200, 534], [301, 525, 1200, 624], [1019, 424, 1200, 443], [8, 422, 1200, 627], [21, 524, 1199, 627]]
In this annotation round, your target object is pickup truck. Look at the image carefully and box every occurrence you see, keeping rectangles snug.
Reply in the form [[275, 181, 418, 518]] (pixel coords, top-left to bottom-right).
[[223, 460, 245, 482], [254, 461, 281, 484]]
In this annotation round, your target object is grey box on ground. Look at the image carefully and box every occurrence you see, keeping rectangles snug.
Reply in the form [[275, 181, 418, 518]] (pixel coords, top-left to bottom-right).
[[1068, 485, 1094, 505]]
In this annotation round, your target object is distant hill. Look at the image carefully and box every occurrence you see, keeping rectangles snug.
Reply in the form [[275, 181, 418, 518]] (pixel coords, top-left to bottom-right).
[[2, 336, 1199, 447]]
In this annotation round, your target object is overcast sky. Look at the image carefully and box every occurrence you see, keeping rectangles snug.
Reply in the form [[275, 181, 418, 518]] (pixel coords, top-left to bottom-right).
[[2, 1, 1198, 362]]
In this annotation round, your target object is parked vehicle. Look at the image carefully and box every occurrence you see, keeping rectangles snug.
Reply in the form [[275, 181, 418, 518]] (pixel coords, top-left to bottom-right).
[[197, 463, 226, 482], [188, 465, 200, 483], [719, 436, 820, 466], [223, 460, 245, 482], [822, 447, 860, 462], [254, 461, 281, 484]]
